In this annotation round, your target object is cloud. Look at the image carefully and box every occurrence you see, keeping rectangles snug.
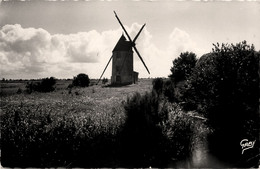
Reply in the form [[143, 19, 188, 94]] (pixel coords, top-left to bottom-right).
[[0, 24, 120, 79], [0, 24, 199, 79], [134, 27, 200, 78]]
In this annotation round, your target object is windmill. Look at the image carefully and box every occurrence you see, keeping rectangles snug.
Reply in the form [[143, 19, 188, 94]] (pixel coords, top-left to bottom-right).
[[97, 11, 150, 85]]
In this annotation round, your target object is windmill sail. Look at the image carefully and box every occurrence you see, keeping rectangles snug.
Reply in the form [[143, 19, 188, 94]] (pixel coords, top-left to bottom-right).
[[133, 46, 150, 74], [133, 23, 146, 43], [96, 55, 113, 85], [114, 11, 150, 74], [114, 11, 133, 42]]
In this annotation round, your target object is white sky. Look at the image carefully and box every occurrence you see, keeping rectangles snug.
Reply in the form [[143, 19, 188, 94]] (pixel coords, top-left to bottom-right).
[[0, 0, 259, 79]]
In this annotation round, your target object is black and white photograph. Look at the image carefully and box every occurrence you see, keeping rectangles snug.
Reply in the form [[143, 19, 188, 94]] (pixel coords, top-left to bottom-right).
[[0, 0, 259, 168]]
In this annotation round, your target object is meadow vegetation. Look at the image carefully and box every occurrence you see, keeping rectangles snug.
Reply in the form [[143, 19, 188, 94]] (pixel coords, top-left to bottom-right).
[[1, 79, 152, 167], [0, 41, 259, 167]]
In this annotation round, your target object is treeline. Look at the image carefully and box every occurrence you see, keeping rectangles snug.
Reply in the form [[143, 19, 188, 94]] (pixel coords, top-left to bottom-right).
[[24, 74, 91, 93], [1, 78, 72, 82], [1, 74, 109, 95]]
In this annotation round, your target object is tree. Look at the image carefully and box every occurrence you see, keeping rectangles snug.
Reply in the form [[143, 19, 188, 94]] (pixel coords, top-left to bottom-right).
[[72, 73, 90, 87], [183, 41, 259, 166], [169, 52, 197, 85]]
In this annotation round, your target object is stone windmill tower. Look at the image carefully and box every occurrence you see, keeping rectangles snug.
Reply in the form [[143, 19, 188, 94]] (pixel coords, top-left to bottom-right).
[[97, 11, 150, 85]]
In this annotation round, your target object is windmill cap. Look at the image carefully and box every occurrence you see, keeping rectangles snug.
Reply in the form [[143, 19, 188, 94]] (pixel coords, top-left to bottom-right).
[[113, 34, 133, 52]]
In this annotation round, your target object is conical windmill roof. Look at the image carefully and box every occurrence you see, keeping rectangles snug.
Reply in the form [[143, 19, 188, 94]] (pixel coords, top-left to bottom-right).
[[113, 34, 133, 52]]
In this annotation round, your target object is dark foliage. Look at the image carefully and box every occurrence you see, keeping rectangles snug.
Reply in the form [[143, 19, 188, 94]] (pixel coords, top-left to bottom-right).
[[182, 41, 259, 167], [165, 52, 198, 103], [152, 78, 183, 103], [163, 79, 176, 102], [67, 84, 73, 89], [120, 87, 197, 167], [152, 78, 164, 95], [161, 105, 195, 161], [16, 88, 22, 94], [40, 77, 56, 92], [102, 78, 108, 84], [25, 77, 56, 93], [72, 73, 90, 87], [121, 91, 167, 167], [169, 52, 197, 85]]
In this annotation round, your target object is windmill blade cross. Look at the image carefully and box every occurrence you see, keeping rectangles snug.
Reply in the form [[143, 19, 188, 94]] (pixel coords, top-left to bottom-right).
[[114, 11, 133, 42], [96, 55, 113, 85], [133, 23, 146, 43], [133, 46, 150, 74], [114, 11, 150, 75]]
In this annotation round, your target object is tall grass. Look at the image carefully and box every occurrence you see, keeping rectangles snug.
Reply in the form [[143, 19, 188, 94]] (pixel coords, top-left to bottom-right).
[[0, 79, 207, 167], [1, 91, 125, 167]]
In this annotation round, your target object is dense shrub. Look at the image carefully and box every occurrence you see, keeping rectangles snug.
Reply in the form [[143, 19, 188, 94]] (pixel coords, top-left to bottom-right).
[[121, 89, 197, 167], [161, 103, 196, 160], [182, 41, 259, 167], [152, 78, 182, 103], [102, 78, 108, 84], [152, 78, 164, 95], [40, 77, 56, 92], [16, 88, 22, 94], [72, 73, 90, 87], [121, 91, 166, 167], [25, 77, 56, 93], [163, 79, 175, 102]]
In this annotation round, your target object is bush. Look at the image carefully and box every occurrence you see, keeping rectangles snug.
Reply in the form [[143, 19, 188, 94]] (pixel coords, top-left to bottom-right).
[[161, 103, 195, 160], [102, 78, 108, 84], [152, 78, 180, 103], [39, 77, 56, 92], [72, 73, 90, 87], [152, 78, 164, 95], [26, 77, 56, 93], [121, 88, 197, 167], [121, 91, 165, 167], [16, 88, 22, 94], [163, 80, 175, 102]]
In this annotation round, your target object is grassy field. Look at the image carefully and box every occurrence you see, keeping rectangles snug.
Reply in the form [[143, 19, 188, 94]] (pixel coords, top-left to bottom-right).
[[0, 78, 209, 167]]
